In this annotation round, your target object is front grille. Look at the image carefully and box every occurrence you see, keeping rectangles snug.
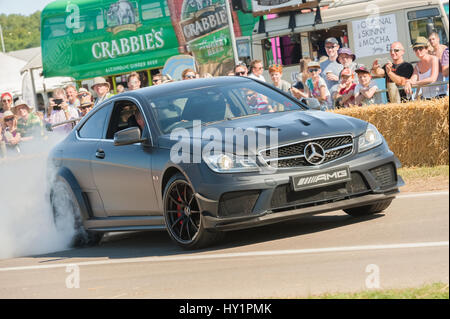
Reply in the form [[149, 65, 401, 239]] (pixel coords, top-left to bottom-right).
[[218, 190, 260, 217], [261, 135, 353, 168], [370, 163, 397, 189], [270, 172, 369, 211]]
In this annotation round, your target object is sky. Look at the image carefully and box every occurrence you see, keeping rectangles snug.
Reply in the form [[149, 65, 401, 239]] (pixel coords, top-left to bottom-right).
[[0, 0, 56, 15]]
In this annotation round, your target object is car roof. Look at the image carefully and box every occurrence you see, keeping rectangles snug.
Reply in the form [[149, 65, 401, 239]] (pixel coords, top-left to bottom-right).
[[125, 76, 255, 99]]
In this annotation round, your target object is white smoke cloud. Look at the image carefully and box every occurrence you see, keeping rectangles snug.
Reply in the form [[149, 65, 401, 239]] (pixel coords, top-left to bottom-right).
[[0, 134, 76, 259]]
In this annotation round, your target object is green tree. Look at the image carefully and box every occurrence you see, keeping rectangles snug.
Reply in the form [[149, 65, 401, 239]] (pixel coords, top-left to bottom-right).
[[0, 11, 41, 52]]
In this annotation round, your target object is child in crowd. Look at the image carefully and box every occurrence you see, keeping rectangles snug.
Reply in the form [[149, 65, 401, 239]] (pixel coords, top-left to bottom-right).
[[354, 65, 378, 106], [333, 68, 357, 108], [304, 61, 332, 110]]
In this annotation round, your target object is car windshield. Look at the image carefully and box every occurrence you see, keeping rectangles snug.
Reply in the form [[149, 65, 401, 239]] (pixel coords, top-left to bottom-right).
[[147, 81, 306, 134]]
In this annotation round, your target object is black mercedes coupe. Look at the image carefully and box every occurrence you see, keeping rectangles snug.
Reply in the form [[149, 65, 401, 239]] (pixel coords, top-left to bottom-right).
[[48, 77, 404, 249]]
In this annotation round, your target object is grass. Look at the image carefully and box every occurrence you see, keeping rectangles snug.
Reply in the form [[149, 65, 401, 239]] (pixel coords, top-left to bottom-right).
[[309, 282, 449, 299], [398, 165, 449, 180]]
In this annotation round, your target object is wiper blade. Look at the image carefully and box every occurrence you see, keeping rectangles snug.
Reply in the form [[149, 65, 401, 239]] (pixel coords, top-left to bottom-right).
[[226, 113, 261, 121], [202, 113, 261, 127]]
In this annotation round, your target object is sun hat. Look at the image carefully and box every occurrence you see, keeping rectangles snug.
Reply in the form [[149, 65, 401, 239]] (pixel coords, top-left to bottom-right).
[[91, 77, 110, 90], [411, 36, 429, 48], [12, 99, 33, 114], [337, 47, 356, 62], [78, 95, 94, 108], [78, 87, 91, 95], [307, 61, 321, 69], [1, 110, 15, 125]]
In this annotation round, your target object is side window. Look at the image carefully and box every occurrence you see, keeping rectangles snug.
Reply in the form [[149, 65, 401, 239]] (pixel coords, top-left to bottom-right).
[[78, 104, 112, 139], [105, 101, 148, 139]]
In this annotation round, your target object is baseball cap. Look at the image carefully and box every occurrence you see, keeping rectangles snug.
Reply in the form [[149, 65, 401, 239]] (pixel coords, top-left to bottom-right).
[[325, 37, 339, 45], [354, 65, 371, 74]]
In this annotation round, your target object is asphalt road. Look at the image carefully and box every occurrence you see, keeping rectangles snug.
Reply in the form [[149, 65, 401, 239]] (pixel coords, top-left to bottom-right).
[[0, 191, 448, 299]]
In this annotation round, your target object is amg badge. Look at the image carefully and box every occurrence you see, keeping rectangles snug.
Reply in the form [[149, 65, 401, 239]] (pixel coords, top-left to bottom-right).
[[291, 166, 351, 191]]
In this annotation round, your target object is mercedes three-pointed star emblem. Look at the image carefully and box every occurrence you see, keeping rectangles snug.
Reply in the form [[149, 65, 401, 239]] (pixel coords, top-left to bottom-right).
[[304, 142, 326, 165]]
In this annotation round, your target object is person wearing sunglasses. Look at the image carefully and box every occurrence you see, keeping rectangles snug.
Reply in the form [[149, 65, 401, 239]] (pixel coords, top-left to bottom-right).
[[304, 62, 331, 110], [405, 37, 444, 100], [152, 73, 163, 85], [248, 59, 266, 82], [1, 92, 13, 117], [182, 68, 197, 80], [320, 37, 343, 91], [1, 110, 21, 155], [77, 95, 94, 117], [234, 63, 248, 77], [371, 42, 414, 103]]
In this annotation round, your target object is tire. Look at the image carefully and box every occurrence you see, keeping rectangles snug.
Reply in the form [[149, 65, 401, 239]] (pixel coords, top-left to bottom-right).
[[163, 173, 224, 249], [50, 177, 103, 247], [343, 199, 393, 217]]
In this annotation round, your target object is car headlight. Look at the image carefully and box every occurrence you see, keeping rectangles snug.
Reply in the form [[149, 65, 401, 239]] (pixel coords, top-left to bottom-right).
[[358, 123, 383, 153], [203, 153, 259, 173]]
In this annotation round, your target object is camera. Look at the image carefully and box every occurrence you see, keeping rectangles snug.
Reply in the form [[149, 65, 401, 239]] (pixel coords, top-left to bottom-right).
[[52, 98, 63, 111]]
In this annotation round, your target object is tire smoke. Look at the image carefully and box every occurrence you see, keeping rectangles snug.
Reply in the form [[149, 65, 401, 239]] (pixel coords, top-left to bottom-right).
[[0, 135, 76, 259]]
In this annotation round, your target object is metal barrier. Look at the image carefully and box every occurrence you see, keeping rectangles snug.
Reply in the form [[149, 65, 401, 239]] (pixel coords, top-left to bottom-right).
[[374, 80, 449, 103]]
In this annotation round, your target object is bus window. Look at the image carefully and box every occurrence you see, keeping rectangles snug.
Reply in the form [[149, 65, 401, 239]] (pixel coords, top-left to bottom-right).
[[408, 8, 448, 46], [73, 9, 105, 34], [42, 17, 69, 39], [141, 0, 165, 20]]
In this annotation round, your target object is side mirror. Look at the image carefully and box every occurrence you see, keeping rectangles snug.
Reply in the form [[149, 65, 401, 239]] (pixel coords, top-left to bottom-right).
[[114, 127, 146, 146], [301, 98, 321, 110]]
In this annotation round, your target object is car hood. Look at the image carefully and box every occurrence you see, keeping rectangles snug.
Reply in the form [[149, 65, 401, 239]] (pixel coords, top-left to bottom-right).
[[158, 110, 368, 155]]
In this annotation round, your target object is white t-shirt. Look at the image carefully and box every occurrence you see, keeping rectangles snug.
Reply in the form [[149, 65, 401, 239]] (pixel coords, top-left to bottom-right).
[[354, 81, 379, 105], [248, 73, 266, 82]]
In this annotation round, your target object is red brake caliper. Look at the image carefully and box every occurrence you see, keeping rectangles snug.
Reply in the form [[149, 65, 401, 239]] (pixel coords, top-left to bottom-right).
[[177, 193, 183, 225]]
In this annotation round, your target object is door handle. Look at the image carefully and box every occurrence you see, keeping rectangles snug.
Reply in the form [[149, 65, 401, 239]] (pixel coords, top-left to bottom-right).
[[95, 149, 105, 159]]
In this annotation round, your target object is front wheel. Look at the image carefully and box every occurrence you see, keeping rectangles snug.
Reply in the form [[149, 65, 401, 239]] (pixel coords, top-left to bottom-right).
[[343, 199, 393, 217], [163, 173, 224, 249], [50, 177, 103, 247]]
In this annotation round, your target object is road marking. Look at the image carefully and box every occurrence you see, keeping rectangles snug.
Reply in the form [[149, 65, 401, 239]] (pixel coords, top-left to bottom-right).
[[397, 190, 449, 198], [0, 241, 448, 272]]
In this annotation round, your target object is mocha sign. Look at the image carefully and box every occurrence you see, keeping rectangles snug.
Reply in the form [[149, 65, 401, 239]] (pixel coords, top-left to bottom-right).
[[181, 4, 228, 42]]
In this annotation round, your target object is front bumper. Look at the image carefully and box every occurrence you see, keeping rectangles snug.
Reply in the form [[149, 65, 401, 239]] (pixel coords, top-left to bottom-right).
[[200, 191, 398, 231], [189, 143, 404, 231]]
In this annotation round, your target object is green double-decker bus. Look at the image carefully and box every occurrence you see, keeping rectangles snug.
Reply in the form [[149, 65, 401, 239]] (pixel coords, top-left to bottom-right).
[[41, 0, 256, 90]]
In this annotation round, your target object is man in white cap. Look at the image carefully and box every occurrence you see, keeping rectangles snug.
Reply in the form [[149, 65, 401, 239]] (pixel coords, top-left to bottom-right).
[[92, 77, 114, 106]]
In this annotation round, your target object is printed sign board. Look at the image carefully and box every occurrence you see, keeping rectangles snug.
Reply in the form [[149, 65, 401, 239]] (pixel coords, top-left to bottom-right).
[[352, 13, 398, 58], [251, 0, 318, 16]]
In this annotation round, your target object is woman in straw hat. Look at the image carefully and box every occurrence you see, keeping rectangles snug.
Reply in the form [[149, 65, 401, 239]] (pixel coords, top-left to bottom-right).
[[1, 110, 21, 154], [405, 36, 445, 99], [78, 95, 94, 117], [12, 99, 43, 141]]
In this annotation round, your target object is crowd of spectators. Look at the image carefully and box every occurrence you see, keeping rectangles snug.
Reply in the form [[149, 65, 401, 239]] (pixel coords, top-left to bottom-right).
[[1, 34, 448, 159]]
